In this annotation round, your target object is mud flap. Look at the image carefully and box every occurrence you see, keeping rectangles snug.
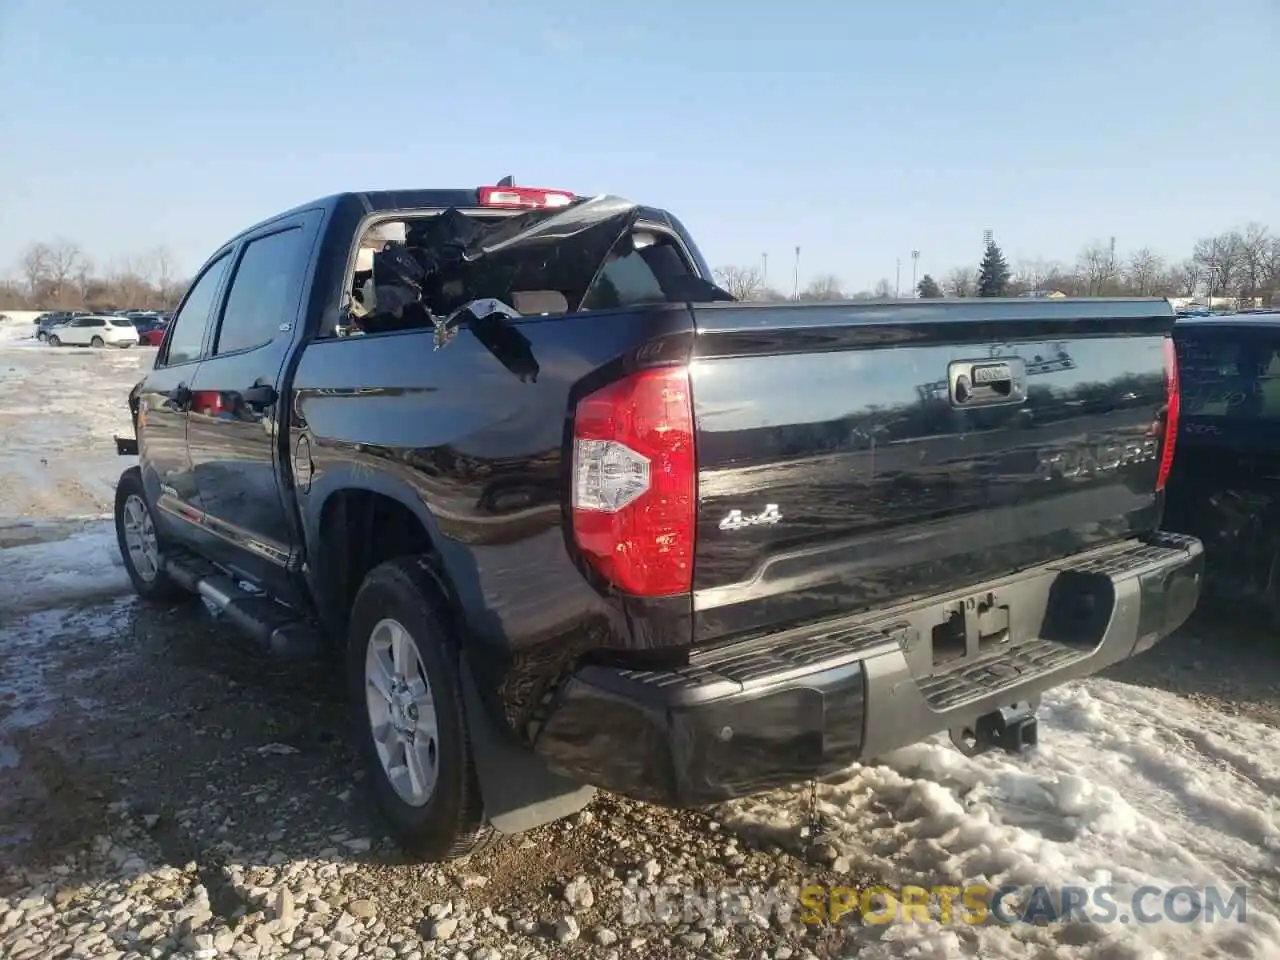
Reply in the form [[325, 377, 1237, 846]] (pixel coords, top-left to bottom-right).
[[459, 654, 595, 835], [115, 435, 138, 456]]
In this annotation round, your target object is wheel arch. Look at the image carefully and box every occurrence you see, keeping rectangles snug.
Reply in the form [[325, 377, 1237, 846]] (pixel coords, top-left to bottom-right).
[[302, 467, 476, 642]]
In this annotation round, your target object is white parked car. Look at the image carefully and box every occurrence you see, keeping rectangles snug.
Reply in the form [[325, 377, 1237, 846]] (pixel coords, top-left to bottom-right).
[[47, 315, 139, 348]]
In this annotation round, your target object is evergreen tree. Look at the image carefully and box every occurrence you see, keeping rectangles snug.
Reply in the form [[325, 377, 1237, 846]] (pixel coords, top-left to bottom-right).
[[916, 274, 943, 298], [977, 241, 1011, 297]]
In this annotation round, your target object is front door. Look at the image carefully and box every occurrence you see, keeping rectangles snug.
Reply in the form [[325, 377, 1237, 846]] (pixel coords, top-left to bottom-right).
[[59, 316, 92, 345], [185, 214, 318, 607], [136, 251, 233, 547]]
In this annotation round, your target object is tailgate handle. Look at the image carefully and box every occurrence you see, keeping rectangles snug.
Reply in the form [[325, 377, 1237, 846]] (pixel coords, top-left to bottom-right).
[[948, 357, 1028, 408]]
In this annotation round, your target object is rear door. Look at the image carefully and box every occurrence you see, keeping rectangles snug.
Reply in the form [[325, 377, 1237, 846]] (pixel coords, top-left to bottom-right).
[[137, 251, 234, 544], [82, 317, 106, 344], [185, 212, 319, 605]]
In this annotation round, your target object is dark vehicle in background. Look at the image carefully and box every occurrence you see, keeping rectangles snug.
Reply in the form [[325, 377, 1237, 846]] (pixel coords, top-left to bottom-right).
[[1165, 313, 1280, 622], [130, 315, 169, 346], [110, 182, 1202, 862]]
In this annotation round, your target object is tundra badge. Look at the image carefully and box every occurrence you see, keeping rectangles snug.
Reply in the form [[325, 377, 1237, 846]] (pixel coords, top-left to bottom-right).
[[720, 504, 783, 531]]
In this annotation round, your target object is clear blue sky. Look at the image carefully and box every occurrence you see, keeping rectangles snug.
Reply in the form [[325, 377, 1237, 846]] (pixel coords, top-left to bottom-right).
[[1, 0, 1276, 291]]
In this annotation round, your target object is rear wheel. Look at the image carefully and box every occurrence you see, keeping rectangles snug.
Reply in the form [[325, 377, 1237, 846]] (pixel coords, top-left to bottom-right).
[[347, 557, 492, 861], [91, 336, 105, 348], [48, 335, 60, 346], [113, 466, 193, 602]]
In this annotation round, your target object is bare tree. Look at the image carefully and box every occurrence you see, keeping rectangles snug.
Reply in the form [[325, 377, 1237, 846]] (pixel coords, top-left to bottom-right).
[[945, 267, 974, 298], [872, 278, 894, 299], [1263, 237, 1280, 300], [1238, 223, 1272, 299], [48, 240, 84, 288], [712, 265, 764, 301], [20, 240, 86, 308], [105, 256, 156, 310], [1170, 260, 1199, 298], [1126, 248, 1165, 296], [20, 243, 53, 296], [1037, 261, 1081, 296], [1013, 258, 1049, 294], [1078, 242, 1119, 296], [151, 245, 179, 294], [1194, 231, 1244, 298], [801, 274, 844, 301]]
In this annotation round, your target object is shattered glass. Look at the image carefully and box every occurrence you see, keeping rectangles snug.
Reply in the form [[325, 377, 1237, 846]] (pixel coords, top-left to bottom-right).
[[343, 194, 733, 343]]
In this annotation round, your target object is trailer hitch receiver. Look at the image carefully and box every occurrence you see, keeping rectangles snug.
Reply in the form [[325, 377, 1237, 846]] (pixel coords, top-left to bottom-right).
[[949, 701, 1038, 757]]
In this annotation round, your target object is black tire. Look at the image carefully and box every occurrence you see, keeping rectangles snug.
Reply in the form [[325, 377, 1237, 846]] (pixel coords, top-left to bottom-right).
[[48, 335, 60, 346], [113, 466, 193, 602], [346, 557, 493, 861], [91, 336, 104, 347]]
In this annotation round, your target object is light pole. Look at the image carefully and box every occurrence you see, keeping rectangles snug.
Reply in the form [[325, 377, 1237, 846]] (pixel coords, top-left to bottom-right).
[[895, 258, 901, 298], [911, 249, 920, 297], [793, 246, 800, 300], [761, 252, 768, 289]]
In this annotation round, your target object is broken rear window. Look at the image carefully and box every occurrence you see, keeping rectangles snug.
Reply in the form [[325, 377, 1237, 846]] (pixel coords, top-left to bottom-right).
[[334, 197, 731, 339]]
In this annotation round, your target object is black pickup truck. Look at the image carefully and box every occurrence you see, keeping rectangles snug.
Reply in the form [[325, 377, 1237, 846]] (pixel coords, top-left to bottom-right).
[[112, 182, 1203, 861], [1164, 313, 1280, 622]]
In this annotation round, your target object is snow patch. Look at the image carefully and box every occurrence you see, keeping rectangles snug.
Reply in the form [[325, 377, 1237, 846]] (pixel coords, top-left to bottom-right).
[[0, 316, 40, 346], [718, 680, 1280, 958], [0, 520, 130, 616]]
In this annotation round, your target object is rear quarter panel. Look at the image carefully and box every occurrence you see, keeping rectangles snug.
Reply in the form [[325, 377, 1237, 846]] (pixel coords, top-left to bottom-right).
[[289, 306, 696, 729]]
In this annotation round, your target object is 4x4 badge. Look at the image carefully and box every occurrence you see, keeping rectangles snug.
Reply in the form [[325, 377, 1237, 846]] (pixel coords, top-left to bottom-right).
[[720, 504, 782, 531]]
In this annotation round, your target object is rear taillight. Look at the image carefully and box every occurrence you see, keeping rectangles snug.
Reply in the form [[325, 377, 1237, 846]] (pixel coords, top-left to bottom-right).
[[1156, 336, 1180, 491], [477, 185, 574, 209], [571, 366, 696, 596]]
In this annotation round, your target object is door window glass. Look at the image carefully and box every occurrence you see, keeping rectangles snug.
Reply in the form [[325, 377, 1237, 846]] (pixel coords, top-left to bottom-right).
[[164, 254, 231, 366], [214, 228, 306, 355]]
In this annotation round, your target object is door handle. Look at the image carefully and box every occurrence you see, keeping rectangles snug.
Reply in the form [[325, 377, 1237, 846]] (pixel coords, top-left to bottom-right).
[[948, 357, 1028, 408], [241, 384, 278, 408]]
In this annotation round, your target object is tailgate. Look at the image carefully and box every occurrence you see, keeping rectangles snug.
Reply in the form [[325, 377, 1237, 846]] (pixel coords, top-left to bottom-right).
[[688, 298, 1175, 645]]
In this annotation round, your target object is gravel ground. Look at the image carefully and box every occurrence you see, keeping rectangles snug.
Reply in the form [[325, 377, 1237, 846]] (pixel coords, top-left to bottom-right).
[[2, 591, 1274, 960], [2, 326, 1278, 959], [0, 590, 877, 960], [1104, 603, 1280, 731]]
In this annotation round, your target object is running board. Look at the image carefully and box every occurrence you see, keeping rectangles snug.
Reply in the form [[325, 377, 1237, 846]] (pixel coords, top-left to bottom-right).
[[163, 554, 324, 660]]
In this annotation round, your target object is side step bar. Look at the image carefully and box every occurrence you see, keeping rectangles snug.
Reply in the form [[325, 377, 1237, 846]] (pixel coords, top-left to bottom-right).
[[163, 553, 324, 660]]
